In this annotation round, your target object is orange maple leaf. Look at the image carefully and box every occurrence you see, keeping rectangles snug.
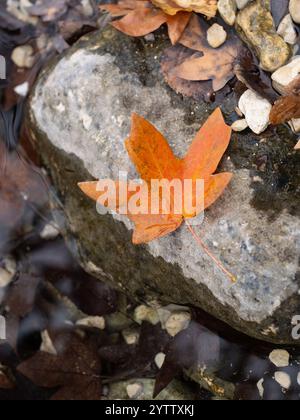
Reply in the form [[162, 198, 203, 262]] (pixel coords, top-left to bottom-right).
[[101, 0, 192, 44], [79, 108, 232, 242]]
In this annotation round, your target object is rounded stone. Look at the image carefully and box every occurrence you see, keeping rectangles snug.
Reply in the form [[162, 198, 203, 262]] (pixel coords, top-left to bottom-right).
[[207, 23, 227, 48]]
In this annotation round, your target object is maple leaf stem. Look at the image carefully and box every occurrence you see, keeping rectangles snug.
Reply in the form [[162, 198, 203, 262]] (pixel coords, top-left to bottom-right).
[[185, 220, 236, 283]]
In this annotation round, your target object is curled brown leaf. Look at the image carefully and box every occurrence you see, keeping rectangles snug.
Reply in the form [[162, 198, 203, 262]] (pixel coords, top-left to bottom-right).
[[270, 95, 300, 125], [101, 0, 191, 44]]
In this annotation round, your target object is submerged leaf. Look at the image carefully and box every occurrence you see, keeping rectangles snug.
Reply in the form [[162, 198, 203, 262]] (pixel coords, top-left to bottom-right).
[[18, 331, 102, 400]]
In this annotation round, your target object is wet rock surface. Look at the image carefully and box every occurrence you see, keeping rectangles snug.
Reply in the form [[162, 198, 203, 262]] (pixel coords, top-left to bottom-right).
[[236, 0, 291, 71], [28, 26, 300, 345]]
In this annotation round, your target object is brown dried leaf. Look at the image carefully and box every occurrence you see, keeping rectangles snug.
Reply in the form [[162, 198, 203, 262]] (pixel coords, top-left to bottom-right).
[[174, 15, 243, 91], [101, 0, 191, 44], [152, 0, 217, 17], [0, 369, 15, 390], [166, 11, 191, 44], [0, 141, 48, 229], [161, 43, 215, 100], [18, 331, 102, 400], [282, 75, 300, 96], [270, 95, 300, 125], [112, 7, 167, 36]]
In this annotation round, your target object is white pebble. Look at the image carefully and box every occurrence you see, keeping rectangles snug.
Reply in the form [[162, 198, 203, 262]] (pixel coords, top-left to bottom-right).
[[40, 330, 57, 355], [271, 56, 300, 94], [207, 23, 227, 48], [269, 349, 290, 368], [76, 316, 106, 330], [134, 305, 159, 325], [274, 371, 291, 390], [11, 45, 34, 68], [40, 223, 59, 240], [277, 14, 297, 45], [257, 378, 264, 399], [14, 81, 29, 97], [231, 118, 248, 132], [0, 257, 16, 288], [238, 89, 271, 134], [122, 328, 140, 345], [155, 352, 166, 369], [126, 383, 144, 399]]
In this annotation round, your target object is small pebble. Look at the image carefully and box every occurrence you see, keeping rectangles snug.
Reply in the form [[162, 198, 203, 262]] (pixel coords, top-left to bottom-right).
[[134, 305, 159, 325], [11, 45, 35, 68], [274, 371, 291, 390], [40, 330, 57, 355], [165, 311, 191, 337], [238, 89, 271, 134], [81, 0, 94, 17], [155, 352, 166, 369], [126, 383, 144, 399], [231, 119, 248, 132], [144, 33, 155, 42], [76, 316, 106, 330], [289, 119, 300, 134], [257, 378, 264, 399], [40, 223, 59, 240], [14, 81, 29, 97], [277, 14, 297, 45], [122, 328, 140, 345], [269, 349, 290, 368], [207, 23, 227, 48], [271, 56, 300, 95], [235, 106, 243, 117], [0, 257, 16, 288]]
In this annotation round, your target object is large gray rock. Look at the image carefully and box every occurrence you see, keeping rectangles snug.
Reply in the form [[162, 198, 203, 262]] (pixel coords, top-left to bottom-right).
[[27, 27, 300, 345]]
